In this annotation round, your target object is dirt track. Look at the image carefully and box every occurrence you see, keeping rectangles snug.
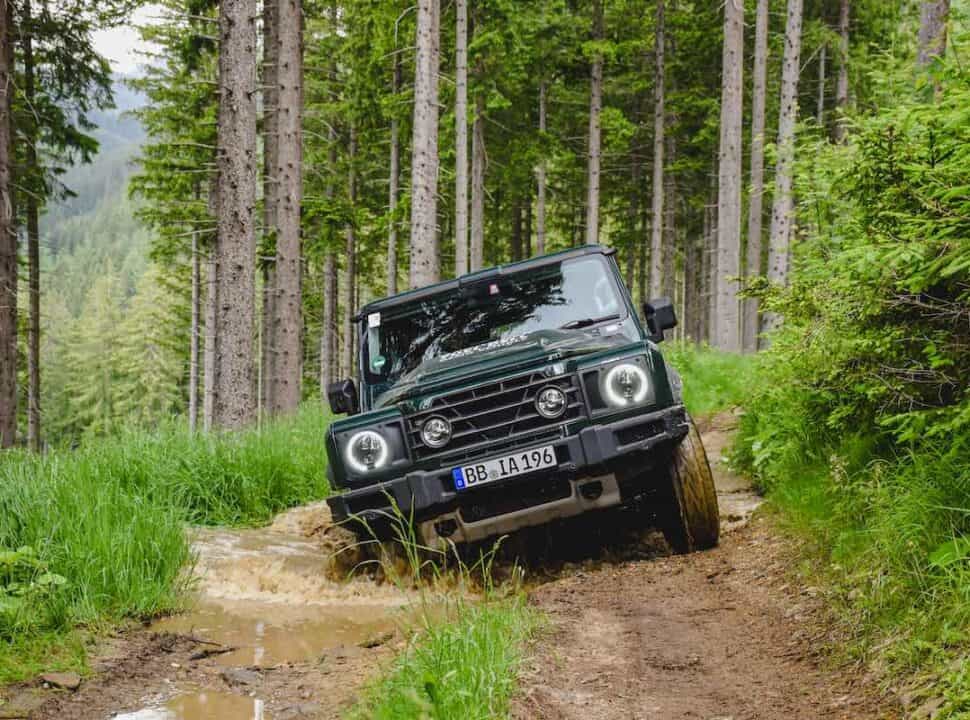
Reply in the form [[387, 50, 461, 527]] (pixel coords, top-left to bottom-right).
[[514, 415, 898, 720], [1, 414, 899, 719]]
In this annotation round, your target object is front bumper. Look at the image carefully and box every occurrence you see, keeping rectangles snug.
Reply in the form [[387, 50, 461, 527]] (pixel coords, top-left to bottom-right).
[[327, 404, 689, 542]]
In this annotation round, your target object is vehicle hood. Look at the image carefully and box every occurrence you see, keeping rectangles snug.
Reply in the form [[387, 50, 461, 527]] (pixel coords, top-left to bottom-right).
[[374, 327, 632, 408]]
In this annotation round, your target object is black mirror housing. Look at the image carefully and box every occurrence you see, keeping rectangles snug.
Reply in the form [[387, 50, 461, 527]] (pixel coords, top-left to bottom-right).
[[642, 297, 677, 343], [327, 378, 360, 415]]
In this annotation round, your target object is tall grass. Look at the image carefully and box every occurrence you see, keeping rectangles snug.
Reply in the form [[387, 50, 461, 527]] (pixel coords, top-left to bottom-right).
[[664, 342, 756, 416], [0, 403, 332, 681]]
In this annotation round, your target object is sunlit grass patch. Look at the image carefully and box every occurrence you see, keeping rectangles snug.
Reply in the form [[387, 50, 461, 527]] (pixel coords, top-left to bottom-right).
[[664, 342, 757, 416]]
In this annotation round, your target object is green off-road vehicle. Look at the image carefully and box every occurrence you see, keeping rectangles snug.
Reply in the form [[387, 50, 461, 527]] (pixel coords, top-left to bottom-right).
[[325, 245, 719, 553]]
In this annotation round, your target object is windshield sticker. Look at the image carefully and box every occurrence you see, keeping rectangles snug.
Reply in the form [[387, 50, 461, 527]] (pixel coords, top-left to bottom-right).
[[371, 355, 387, 371], [439, 334, 528, 362], [368, 312, 381, 328]]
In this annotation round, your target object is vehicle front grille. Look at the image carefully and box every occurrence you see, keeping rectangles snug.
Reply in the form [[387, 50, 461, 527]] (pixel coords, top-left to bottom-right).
[[406, 370, 585, 464]]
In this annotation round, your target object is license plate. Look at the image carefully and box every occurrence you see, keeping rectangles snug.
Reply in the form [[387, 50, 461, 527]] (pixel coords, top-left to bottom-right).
[[452, 445, 557, 491]]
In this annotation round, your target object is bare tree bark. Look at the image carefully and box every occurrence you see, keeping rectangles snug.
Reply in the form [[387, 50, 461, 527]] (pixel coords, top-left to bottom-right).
[[189, 229, 200, 434], [511, 200, 523, 261], [261, 0, 279, 417], [918, 1, 949, 67], [535, 80, 547, 255], [454, 0, 469, 275], [649, 0, 665, 299], [387, 53, 401, 294], [765, 0, 804, 335], [23, 2, 41, 450], [342, 127, 357, 380], [409, 0, 440, 288], [273, 0, 304, 414], [715, 0, 744, 352], [662, 135, 676, 302], [213, 0, 259, 429], [706, 188, 718, 344], [833, 0, 849, 142], [743, 0, 769, 352], [0, 0, 16, 448], [585, 0, 604, 246], [470, 88, 485, 271]]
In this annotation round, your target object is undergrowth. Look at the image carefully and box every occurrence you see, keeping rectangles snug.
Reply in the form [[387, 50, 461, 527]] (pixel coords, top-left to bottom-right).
[[0, 403, 331, 682], [736, 49, 970, 718], [665, 341, 755, 415]]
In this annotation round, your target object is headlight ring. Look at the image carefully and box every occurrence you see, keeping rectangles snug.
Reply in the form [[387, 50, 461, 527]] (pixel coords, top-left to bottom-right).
[[602, 362, 650, 407], [344, 430, 390, 473]]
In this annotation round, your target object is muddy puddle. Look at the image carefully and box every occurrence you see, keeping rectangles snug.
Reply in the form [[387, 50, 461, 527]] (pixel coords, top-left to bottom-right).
[[150, 522, 408, 667], [115, 689, 269, 720], [119, 507, 411, 719]]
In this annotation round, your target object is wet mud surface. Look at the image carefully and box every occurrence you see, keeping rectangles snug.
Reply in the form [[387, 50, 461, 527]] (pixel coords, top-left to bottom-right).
[[3, 412, 897, 719]]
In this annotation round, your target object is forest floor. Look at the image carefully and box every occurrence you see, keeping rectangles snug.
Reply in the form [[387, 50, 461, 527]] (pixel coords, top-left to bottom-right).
[[0, 413, 901, 720]]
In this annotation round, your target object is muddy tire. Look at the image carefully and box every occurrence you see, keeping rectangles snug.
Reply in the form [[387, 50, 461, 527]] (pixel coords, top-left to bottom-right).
[[660, 415, 719, 553]]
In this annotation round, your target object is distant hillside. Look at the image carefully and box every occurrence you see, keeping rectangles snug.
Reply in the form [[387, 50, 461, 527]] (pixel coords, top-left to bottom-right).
[[41, 76, 151, 310]]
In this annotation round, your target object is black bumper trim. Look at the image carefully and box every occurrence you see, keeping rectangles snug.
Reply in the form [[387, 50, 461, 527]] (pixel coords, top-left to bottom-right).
[[327, 404, 688, 525]]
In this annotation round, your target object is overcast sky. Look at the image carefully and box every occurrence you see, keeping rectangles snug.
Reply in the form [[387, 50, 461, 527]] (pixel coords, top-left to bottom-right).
[[92, 5, 162, 76]]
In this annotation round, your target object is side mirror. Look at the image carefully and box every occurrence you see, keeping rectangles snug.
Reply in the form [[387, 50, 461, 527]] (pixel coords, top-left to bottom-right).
[[642, 297, 677, 343], [327, 378, 360, 415]]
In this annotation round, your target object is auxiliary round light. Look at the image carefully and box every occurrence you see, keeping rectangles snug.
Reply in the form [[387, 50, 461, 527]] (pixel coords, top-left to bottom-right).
[[421, 416, 452, 448], [345, 430, 390, 473], [535, 386, 568, 419], [603, 363, 649, 407]]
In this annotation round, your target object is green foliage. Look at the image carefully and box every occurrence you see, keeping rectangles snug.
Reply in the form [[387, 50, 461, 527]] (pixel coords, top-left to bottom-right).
[[349, 597, 538, 720], [0, 403, 333, 680], [737, 41, 970, 714], [664, 342, 756, 416]]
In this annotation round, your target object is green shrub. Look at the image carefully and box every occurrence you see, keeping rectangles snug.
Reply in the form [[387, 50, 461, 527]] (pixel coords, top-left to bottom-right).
[[737, 47, 970, 715]]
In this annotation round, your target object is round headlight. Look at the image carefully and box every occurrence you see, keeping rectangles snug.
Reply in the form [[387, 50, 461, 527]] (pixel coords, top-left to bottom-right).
[[421, 416, 452, 448], [344, 430, 389, 473], [535, 386, 567, 419], [602, 363, 649, 407]]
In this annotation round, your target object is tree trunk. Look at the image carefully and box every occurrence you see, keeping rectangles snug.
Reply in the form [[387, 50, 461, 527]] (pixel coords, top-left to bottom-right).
[[817, 42, 826, 126], [23, 2, 41, 450], [320, 131, 337, 392], [649, 0, 665, 299], [510, 200, 523, 261], [663, 135, 676, 301], [0, 0, 16, 448], [189, 229, 201, 434], [261, 0, 279, 417], [743, 0, 769, 352], [470, 88, 485, 271], [388, 53, 401, 294], [409, 0, 440, 288], [321, 251, 336, 389], [834, 0, 849, 143], [524, 196, 533, 257], [706, 188, 718, 344], [213, 0, 259, 430], [273, 0, 304, 414], [342, 127, 357, 380], [918, 1, 949, 67], [203, 252, 218, 431], [585, 0, 604, 246], [454, 0, 469, 276], [535, 80, 547, 255], [765, 0, 804, 337], [715, 0, 744, 352]]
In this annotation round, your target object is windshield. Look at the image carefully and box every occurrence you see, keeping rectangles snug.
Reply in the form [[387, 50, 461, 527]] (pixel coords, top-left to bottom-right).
[[362, 255, 627, 389]]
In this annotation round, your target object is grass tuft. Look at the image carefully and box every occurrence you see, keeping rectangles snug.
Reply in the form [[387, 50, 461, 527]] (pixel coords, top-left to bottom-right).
[[0, 403, 332, 681]]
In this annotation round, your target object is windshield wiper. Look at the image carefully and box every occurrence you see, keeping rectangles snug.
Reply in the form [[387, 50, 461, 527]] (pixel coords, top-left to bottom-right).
[[559, 313, 620, 330]]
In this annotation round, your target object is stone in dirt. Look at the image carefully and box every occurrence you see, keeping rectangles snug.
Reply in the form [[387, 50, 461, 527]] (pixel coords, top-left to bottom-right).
[[219, 667, 261, 687], [358, 630, 395, 649], [39, 673, 81, 691], [277, 703, 324, 719]]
